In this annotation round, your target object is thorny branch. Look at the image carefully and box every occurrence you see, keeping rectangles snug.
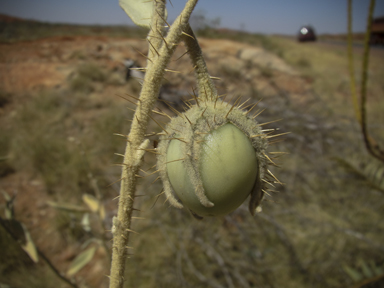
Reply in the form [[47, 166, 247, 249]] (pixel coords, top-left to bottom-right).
[[108, 1, 199, 287]]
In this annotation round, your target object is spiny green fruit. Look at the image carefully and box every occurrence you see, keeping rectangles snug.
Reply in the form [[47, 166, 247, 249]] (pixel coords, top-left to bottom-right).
[[157, 97, 274, 218], [166, 123, 259, 217]]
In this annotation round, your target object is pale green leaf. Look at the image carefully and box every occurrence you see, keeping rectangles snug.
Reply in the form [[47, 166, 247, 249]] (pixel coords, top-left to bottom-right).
[[2, 190, 12, 219], [82, 194, 99, 213], [80, 238, 101, 250], [1, 190, 10, 202], [119, 0, 167, 28], [4, 206, 12, 220], [369, 260, 384, 276], [358, 259, 373, 278], [67, 246, 96, 277], [21, 224, 39, 263], [119, 0, 154, 27]]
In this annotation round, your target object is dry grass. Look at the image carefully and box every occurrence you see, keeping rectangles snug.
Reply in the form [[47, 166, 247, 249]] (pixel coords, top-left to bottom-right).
[[1, 27, 384, 288]]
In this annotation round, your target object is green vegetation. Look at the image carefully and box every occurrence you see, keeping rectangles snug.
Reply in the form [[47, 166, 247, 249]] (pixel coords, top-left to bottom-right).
[[197, 27, 283, 55], [0, 20, 148, 43], [9, 92, 89, 198], [69, 62, 108, 93], [4, 87, 132, 202]]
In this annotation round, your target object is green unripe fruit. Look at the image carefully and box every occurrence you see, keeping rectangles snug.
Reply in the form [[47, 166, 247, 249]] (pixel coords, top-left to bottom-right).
[[166, 124, 259, 216], [157, 97, 272, 218]]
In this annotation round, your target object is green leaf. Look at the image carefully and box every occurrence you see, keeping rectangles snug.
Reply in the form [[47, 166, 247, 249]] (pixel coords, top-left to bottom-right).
[[343, 265, 363, 282], [358, 259, 373, 278], [20, 223, 39, 263], [1, 190, 10, 202], [4, 209, 12, 220], [369, 260, 384, 276], [119, 0, 167, 28], [67, 246, 96, 277]]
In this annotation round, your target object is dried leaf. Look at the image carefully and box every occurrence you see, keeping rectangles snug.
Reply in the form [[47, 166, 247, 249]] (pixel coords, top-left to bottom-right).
[[67, 246, 96, 277], [82, 194, 99, 213], [82, 194, 105, 219], [21, 223, 39, 263], [99, 204, 106, 220], [47, 201, 88, 212]]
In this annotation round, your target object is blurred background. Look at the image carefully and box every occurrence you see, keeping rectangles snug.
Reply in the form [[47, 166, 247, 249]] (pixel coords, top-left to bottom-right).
[[1, 0, 384, 34], [0, 1, 384, 288]]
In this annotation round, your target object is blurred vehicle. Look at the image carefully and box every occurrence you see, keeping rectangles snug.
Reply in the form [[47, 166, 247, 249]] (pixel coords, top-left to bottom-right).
[[298, 25, 317, 42], [370, 16, 384, 45]]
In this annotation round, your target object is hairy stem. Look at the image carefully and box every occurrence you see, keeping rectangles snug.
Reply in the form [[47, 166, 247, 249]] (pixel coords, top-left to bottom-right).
[[182, 24, 217, 102], [108, 1, 199, 287], [147, 0, 167, 70]]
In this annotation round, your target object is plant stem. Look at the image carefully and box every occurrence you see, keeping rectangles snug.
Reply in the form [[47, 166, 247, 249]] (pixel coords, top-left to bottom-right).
[[182, 24, 217, 102], [147, 0, 167, 70], [38, 249, 79, 288], [108, 1, 199, 287], [360, 0, 384, 163], [347, 0, 361, 124]]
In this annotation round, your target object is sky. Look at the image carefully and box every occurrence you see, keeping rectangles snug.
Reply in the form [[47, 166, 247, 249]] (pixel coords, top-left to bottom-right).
[[1, 0, 384, 35]]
